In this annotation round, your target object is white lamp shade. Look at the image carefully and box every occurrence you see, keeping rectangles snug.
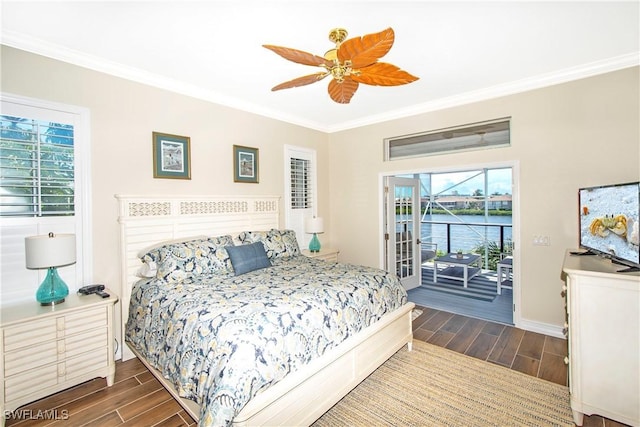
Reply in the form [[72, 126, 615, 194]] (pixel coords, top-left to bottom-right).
[[305, 217, 324, 234], [25, 233, 76, 269]]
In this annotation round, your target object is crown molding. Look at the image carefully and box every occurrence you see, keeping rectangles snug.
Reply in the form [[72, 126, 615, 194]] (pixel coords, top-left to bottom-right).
[[3, 29, 638, 134], [326, 52, 640, 133]]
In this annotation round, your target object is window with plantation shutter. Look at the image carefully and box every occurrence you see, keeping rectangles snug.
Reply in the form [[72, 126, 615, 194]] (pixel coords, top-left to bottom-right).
[[290, 157, 311, 210], [1, 94, 90, 304], [284, 146, 317, 249], [1, 117, 75, 217]]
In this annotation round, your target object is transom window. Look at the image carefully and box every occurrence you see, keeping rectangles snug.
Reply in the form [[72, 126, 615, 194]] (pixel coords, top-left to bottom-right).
[[384, 118, 510, 160]]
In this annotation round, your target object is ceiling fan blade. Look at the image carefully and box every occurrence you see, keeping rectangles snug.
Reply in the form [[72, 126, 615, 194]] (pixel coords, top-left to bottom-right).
[[337, 27, 394, 69], [328, 77, 359, 104], [351, 62, 419, 86], [263, 45, 333, 67], [271, 72, 329, 91]]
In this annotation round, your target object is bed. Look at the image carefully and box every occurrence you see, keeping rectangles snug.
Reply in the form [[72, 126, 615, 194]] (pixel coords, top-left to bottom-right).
[[117, 195, 414, 426]]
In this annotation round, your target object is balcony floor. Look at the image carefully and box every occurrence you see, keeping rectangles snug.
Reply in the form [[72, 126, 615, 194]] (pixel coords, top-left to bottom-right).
[[407, 266, 514, 325]]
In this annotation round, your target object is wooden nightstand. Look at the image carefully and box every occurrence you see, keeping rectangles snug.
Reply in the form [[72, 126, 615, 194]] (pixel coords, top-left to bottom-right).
[[302, 247, 340, 262], [1, 291, 118, 417]]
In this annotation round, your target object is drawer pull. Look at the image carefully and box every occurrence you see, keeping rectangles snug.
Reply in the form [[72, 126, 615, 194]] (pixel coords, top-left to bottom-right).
[[564, 356, 569, 365]]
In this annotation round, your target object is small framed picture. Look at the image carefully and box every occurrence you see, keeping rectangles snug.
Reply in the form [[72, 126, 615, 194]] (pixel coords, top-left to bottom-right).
[[233, 145, 259, 183], [152, 132, 191, 180]]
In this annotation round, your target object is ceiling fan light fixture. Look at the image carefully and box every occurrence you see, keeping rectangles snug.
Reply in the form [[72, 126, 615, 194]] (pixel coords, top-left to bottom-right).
[[263, 27, 418, 104]]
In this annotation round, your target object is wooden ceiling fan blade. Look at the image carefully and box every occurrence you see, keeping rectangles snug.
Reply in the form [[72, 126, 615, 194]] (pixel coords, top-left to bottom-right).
[[271, 72, 329, 91], [263, 45, 333, 67], [328, 77, 359, 104], [337, 27, 394, 69], [351, 62, 419, 86]]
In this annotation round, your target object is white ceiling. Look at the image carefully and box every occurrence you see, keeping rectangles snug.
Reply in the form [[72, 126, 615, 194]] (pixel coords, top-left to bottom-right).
[[2, 1, 638, 133]]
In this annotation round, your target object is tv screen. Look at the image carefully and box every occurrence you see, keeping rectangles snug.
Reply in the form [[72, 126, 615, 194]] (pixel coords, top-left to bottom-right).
[[578, 181, 640, 270]]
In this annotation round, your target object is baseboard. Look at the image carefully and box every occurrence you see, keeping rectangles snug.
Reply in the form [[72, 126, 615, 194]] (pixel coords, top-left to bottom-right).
[[518, 318, 565, 339]]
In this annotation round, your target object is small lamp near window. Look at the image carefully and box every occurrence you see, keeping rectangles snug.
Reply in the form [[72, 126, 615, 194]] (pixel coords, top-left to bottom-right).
[[305, 217, 324, 253], [25, 232, 76, 306]]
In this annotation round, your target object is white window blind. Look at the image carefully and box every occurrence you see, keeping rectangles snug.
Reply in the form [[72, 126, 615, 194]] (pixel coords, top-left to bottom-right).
[[290, 157, 311, 210], [284, 145, 317, 249], [1, 116, 75, 217]]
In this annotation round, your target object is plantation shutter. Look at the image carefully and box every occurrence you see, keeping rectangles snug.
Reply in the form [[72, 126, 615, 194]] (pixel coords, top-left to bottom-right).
[[284, 145, 317, 249], [290, 157, 311, 210], [0, 116, 75, 217], [1, 94, 88, 305]]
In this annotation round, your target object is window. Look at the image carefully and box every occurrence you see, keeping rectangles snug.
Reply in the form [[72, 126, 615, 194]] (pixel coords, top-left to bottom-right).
[[290, 157, 311, 209], [284, 145, 317, 249], [384, 118, 510, 160], [1, 117, 75, 216], [0, 93, 90, 304]]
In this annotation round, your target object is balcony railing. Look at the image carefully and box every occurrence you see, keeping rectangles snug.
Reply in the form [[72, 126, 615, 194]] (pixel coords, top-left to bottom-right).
[[421, 220, 513, 270]]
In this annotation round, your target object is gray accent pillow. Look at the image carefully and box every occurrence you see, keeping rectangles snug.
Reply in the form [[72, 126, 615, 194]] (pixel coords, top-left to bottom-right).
[[226, 242, 271, 275]]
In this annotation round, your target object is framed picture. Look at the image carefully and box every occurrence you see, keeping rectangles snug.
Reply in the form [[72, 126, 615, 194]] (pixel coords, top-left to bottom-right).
[[152, 132, 191, 179], [233, 145, 259, 183]]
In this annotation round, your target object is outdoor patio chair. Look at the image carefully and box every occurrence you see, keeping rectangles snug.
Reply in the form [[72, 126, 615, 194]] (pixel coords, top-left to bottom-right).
[[395, 231, 437, 264], [497, 253, 513, 295], [421, 242, 438, 264]]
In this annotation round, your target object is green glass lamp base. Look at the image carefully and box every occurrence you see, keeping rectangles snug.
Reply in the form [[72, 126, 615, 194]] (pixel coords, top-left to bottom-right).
[[36, 267, 69, 306], [309, 233, 321, 253]]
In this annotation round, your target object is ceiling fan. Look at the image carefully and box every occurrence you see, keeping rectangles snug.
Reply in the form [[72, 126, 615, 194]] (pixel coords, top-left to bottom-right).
[[263, 27, 419, 104]]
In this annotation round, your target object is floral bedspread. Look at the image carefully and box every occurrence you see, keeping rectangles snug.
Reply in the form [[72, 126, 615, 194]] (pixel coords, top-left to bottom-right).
[[126, 255, 408, 426]]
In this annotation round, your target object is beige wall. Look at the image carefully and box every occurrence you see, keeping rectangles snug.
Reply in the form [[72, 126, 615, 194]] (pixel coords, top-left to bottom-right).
[[2, 45, 639, 331], [327, 67, 640, 327], [0, 46, 330, 333]]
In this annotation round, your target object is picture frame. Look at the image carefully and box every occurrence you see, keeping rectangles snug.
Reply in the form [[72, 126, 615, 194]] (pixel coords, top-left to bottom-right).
[[152, 132, 191, 180], [233, 145, 259, 183]]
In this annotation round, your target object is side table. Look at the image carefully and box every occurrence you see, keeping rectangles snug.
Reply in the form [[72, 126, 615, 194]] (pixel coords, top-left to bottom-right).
[[302, 247, 340, 262], [1, 291, 118, 418]]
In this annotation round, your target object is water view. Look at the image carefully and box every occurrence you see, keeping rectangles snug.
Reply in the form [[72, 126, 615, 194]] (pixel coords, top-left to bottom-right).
[[418, 214, 513, 254]]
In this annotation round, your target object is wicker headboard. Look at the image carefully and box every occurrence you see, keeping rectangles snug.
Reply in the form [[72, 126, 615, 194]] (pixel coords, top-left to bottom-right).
[[116, 194, 280, 360]]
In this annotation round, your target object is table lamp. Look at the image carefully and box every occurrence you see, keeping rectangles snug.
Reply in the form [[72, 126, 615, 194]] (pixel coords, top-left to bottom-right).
[[25, 232, 76, 305], [305, 217, 324, 253]]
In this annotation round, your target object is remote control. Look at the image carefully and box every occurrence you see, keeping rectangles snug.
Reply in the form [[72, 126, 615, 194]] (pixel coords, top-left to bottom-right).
[[78, 284, 105, 295], [95, 290, 110, 298]]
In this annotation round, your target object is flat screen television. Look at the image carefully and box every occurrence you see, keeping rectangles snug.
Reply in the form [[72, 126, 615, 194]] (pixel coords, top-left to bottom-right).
[[578, 181, 640, 272]]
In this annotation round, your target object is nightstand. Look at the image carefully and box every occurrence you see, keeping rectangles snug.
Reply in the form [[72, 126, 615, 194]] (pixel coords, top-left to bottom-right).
[[1, 291, 118, 416], [302, 247, 340, 262]]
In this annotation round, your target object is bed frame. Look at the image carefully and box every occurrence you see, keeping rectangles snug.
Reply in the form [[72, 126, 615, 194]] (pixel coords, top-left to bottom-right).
[[116, 194, 414, 426]]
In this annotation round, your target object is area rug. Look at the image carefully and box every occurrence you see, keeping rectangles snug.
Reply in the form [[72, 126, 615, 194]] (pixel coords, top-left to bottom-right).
[[420, 268, 498, 302], [313, 340, 572, 427]]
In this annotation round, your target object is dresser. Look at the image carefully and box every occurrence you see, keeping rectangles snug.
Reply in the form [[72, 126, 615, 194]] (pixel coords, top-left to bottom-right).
[[1, 291, 118, 417], [302, 247, 340, 262], [562, 251, 639, 426]]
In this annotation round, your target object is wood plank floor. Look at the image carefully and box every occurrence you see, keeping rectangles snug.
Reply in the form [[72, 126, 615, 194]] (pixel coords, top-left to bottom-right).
[[5, 306, 628, 426]]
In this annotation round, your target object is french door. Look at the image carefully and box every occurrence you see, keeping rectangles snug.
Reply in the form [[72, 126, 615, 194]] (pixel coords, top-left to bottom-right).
[[385, 176, 421, 290]]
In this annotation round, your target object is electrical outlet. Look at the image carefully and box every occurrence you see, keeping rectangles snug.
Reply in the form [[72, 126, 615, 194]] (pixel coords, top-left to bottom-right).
[[533, 235, 551, 246]]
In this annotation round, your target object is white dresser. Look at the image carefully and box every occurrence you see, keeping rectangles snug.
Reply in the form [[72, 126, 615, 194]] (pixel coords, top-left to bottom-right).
[[1, 291, 118, 418], [562, 251, 639, 426]]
